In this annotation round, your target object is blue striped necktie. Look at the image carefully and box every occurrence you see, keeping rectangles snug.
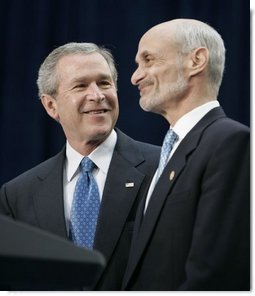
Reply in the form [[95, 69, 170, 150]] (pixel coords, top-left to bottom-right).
[[155, 129, 178, 182], [69, 157, 100, 249]]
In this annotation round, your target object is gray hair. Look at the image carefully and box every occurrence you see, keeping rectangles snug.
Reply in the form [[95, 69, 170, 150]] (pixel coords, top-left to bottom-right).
[[174, 20, 225, 95], [37, 42, 118, 98]]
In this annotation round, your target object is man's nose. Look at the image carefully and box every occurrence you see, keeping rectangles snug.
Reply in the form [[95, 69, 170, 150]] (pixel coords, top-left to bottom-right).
[[86, 83, 105, 101], [131, 67, 144, 85]]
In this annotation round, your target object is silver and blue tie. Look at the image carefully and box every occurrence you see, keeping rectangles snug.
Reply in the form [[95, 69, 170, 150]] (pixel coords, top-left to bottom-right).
[[155, 129, 178, 182], [69, 157, 100, 249]]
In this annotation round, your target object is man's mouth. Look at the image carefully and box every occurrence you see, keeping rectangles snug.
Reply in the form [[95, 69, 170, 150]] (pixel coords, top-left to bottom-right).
[[84, 109, 109, 114], [139, 86, 150, 95], [138, 82, 152, 94]]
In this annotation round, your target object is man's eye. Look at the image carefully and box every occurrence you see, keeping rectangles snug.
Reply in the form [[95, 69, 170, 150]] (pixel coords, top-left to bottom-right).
[[100, 80, 112, 87], [74, 84, 86, 89]]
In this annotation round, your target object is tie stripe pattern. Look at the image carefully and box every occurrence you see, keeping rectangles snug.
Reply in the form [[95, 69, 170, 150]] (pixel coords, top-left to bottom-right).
[[155, 129, 178, 182], [69, 157, 100, 249]]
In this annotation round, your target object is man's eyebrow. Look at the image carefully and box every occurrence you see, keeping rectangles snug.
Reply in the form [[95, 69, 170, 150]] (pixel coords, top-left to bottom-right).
[[70, 73, 112, 84], [135, 50, 153, 63], [141, 50, 150, 56], [70, 77, 86, 83]]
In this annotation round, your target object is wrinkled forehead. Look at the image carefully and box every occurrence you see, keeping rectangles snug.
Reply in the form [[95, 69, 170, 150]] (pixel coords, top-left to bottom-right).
[[58, 52, 109, 68], [56, 52, 112, 78]]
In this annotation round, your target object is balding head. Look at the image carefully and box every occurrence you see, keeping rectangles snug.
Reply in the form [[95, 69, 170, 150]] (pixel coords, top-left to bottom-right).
[[140, 18, 225, 95]]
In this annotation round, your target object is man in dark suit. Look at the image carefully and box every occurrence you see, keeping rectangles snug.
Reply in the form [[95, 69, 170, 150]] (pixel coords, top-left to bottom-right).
[[0, 42, 160, 290], [122, 19, 250, 291]]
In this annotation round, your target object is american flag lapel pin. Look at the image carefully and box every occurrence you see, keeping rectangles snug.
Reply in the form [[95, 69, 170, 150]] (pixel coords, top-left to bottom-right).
[[125, 182, 135, 188]]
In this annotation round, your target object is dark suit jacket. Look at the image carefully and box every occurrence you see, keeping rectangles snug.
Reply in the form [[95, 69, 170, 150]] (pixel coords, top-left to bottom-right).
[[0, 128, 160, 290], [122, 107, 250, 291]]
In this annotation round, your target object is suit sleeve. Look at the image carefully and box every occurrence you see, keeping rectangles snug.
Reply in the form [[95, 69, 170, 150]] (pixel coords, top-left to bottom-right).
[[179, 129, 250, 290]]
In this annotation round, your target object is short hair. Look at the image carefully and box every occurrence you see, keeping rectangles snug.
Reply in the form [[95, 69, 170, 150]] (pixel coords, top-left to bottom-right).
[[37, 42, 118, 98], [175, 20, 225, 95]]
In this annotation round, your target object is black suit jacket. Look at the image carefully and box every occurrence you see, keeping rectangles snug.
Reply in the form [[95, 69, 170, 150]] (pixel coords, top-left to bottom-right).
[[0, 128, 160, 290], [122, 107, 250, 291]]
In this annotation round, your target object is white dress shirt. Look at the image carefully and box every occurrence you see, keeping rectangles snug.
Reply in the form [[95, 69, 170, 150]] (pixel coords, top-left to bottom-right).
[[144, 100, 220, 212], [63, 129, 117, 232]]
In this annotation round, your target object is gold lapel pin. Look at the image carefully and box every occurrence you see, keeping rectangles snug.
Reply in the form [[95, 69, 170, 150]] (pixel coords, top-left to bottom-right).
[[125, 182, 135, 188], [169, 171, 175, 181]]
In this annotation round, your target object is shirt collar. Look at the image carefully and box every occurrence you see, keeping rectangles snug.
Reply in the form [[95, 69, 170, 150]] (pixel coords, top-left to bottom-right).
[[65, 129, 117, 182], [171, 100, 220, 140]]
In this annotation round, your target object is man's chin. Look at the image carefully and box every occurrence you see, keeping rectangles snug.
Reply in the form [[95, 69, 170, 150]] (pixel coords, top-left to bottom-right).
[[89, 126, 112, 141], [140, 97, 154, 112]]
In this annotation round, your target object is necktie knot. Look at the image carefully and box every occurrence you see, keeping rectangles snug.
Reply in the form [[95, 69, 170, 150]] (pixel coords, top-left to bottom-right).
[[81, 157, 96, 173], [163, 129, 178, 151], [156, 129, 178, 181]]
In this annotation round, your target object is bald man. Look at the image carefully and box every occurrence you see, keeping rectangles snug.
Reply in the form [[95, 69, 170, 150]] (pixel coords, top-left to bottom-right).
[[122, 19, 250, 291]]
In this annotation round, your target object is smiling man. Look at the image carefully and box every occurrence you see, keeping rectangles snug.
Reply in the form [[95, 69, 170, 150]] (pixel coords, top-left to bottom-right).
[[40, 51, 119, 156], [122, 19, 250, 291], [0, 42, 160, 290]]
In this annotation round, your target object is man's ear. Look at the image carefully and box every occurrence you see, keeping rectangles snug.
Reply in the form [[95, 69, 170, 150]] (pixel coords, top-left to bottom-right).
[[188, 47, 209, 77], [40, 94, 59, 121]]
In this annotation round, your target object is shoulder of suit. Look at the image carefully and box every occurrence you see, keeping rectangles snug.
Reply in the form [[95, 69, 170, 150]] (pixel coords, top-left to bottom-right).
[[4, 148, 65, 186], [115, 128, 160, 153], [208, 116, 250, 135]]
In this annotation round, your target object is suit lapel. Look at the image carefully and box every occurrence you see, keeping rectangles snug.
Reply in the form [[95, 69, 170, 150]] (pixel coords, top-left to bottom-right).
[[123, 134, 197, 286], [123, 107, 226, 288], [93, 151, 145, 261], [33, 149, 67, 238], [94, 129, 147, 262]]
